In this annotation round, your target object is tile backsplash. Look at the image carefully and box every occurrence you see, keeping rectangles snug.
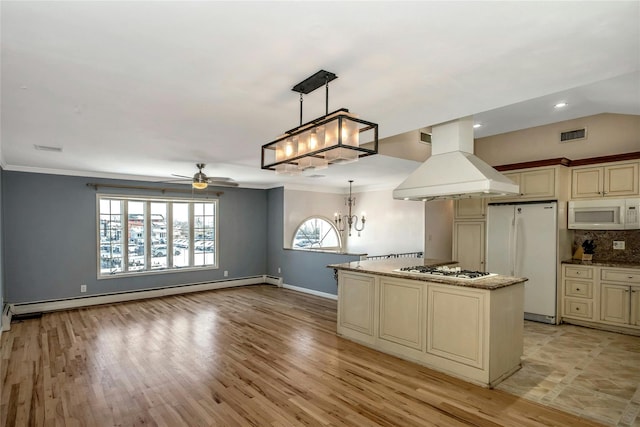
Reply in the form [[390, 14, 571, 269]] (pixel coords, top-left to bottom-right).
[[573, 230, 640, 264]]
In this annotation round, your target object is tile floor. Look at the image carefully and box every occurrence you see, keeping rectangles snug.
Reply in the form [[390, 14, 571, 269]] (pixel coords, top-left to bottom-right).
[[497, 322, 640, 427]]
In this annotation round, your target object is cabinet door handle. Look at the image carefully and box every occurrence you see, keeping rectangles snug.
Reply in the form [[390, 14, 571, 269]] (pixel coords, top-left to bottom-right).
[[629, 276, 635, 279]]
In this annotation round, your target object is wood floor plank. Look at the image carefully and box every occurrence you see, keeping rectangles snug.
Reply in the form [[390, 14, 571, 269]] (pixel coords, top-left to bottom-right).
[[1, 285, 604, 427]]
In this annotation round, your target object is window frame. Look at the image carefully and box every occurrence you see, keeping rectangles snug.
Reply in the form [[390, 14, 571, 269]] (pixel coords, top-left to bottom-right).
[[291, 216, 342, 250], [96, 193, 219, 279]]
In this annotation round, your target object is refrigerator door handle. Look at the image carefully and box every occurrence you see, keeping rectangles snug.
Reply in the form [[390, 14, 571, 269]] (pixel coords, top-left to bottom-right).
[[512, 215, 518, 276]]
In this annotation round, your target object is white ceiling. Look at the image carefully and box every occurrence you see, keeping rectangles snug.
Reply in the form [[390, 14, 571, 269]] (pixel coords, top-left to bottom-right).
[[2, 1, 639, 192]]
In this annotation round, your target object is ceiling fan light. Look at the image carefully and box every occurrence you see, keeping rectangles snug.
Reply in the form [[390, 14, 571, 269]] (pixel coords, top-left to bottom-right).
[[192, 181, 208, 190]]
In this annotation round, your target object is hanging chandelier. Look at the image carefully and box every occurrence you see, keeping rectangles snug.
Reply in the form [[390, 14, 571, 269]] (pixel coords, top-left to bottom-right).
[[335, 180, 366, 237], [261, 70, 378, 175]]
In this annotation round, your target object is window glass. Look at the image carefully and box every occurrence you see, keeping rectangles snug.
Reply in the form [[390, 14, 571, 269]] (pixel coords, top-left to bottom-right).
[[97, 196, 217, 277], [99, 199, 123, 274], [128, 201, 146, 271], [292, 217, 341, 250], [194, 202, 216, 267], [172, 203, 190, 268]]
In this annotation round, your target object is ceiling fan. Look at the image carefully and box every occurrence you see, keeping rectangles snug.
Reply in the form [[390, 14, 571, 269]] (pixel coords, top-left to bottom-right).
[[169, 163, 238, 189]]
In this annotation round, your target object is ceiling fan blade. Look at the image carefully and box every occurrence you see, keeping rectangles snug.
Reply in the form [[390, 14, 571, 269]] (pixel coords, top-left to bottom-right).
[[206, 177, 232, 182], [171, 173, 192, 179], [208, 180, 239, 187]]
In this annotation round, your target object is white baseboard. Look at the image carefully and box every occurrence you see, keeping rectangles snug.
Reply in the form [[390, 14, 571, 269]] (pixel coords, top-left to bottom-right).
[[2, 304, 11, 332], [11, 276, 273, 315], [264, 275, 283, 287], [282, 283, 337, 300]]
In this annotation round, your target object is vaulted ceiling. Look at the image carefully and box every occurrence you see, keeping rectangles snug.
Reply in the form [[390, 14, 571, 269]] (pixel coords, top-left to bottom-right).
[[2, 1, 639, 191]]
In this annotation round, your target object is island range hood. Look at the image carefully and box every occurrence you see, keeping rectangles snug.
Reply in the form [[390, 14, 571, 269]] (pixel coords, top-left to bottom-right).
[[393, 116, 520, 201]]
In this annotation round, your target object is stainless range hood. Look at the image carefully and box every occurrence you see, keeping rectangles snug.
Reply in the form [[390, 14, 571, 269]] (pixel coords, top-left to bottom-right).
[[393, 116, 520, 201]]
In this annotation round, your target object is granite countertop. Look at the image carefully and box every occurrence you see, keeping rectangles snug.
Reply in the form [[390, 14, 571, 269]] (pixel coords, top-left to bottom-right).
[[328, 258, 527, 290], [562, 259, 640, 269]]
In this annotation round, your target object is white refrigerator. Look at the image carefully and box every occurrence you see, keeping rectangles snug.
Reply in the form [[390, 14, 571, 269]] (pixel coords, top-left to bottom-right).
[[486, 202, 557, 324]]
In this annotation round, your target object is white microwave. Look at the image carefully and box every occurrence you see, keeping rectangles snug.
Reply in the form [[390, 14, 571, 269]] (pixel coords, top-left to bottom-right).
[[568, 198, 640, 230]]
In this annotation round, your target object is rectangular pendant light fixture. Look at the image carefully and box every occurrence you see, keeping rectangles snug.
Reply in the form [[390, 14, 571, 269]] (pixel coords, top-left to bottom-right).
[[261, 70, 378, 175]]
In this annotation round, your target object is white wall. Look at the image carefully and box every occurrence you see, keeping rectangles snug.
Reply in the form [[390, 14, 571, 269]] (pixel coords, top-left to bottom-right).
[[284, 188, 424, 256], [283, 189, 343, 248], [475, 113, 640, 166], [343, 189, 424, 256], [424, 200, 453, 260]]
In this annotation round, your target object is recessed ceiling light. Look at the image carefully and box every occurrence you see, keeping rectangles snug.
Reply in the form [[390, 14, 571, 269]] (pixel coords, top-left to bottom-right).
[[554, 102, 568, 109], [473, 123, 482, 129]]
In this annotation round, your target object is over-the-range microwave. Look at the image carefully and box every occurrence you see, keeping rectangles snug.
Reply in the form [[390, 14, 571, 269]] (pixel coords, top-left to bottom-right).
[[568, 197, 640, 230]]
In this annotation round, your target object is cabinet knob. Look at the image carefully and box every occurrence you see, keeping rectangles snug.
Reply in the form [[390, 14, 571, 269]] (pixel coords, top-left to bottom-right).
[[576, 307, 580, 311], [629, 276, 634, 279], [576, 272, 581, 275], [576, 288, 581, 291]]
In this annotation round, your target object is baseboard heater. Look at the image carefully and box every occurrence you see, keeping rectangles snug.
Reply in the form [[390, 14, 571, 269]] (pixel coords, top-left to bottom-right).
[[11, 275, 281, 316]]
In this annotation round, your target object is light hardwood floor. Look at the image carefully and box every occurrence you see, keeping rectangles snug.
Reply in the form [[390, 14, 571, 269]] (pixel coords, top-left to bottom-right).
[[1, 285, 602, 426]]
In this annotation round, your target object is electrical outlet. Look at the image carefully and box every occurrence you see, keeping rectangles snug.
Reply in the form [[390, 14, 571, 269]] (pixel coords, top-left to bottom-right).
[[80, 284, 87, 293], [224, 270, 228, 277], [278, 267, 281, 274], [613, 241, 625, 250]]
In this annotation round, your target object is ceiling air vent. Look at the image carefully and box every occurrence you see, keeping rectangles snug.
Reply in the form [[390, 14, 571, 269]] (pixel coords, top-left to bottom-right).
[[419, 132, 432, 144], [560, 128, 587, 142]]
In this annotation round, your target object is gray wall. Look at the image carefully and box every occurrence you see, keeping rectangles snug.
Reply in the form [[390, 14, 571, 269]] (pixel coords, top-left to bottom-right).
[[3, 172, 267, 304], [0, 168, 4, 325], [267, 187, 359, 295]]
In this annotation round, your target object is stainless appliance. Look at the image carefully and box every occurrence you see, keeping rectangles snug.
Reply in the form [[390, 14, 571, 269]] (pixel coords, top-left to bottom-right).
[[568, 197, 640, 230], [486, 202, 557, 324], [395, 265, 497, 280]]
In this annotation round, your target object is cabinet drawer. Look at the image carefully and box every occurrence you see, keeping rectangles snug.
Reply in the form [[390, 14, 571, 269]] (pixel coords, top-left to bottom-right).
[[601, 269, 640, 284], [564, 298, 593, 319], [564, 266, 594, 280], [564, 280, 593, 299]]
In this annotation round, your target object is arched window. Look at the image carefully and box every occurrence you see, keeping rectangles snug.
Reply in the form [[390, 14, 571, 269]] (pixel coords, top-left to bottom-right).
[[292, 216, 341, 250]]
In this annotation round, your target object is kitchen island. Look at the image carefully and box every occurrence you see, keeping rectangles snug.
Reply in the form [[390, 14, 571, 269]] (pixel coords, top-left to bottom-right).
[[328, 258, 527, 388]]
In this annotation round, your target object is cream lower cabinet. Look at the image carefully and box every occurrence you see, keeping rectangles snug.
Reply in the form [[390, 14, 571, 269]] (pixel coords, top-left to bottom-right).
[[600, 284, 630, 324], [632, 287, 640, 327], [561, 265, 595, 321], [561, 264, 640, 334], [337, 271, 377, 345], [452, 221, 485, 272], [600, 268, 640, 328], [336, 270, 524, 387], [379, 277, 424, 350], [427, 284, 484, 368]]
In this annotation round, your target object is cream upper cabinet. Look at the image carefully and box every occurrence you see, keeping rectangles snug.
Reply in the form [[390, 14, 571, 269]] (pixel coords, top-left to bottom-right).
[[454, 199, 486, 219], [452, 221, 485, 272], [571, 162, 639, 199], [492, 167, 557, 201], [519, 168, 556, 199]]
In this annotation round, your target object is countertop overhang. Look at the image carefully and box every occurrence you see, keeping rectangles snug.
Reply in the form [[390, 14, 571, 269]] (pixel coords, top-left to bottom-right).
[[562, 259, 640, 269], [328, 258, 527, 290]]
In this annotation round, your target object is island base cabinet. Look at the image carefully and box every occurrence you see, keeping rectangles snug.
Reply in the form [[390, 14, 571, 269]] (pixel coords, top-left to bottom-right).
[[427, 286, 485, 369], [336, 270, 525, 388], [337, 272, 377, 345]]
